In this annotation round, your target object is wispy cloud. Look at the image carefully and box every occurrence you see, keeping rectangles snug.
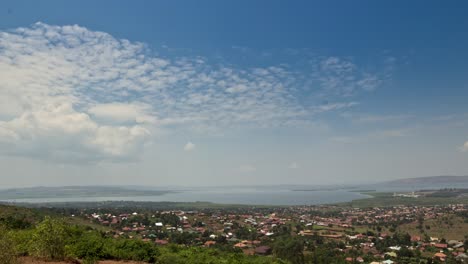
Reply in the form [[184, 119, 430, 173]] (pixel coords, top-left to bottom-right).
[[342, 113, 412, 124], [330, 128, 411, 144], [0, 23, 392, 162], [313, 102, 359, 113], [313, 56, 388, 97]]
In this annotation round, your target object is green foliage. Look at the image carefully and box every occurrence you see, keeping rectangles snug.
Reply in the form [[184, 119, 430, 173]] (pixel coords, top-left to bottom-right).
[[156, 246, 285, 264], [30, 216, 68, 260], [273, 236, 305, 264], [0, 225, 18, 264], [66, 231, 106, 260], [306, 245, 347, 264], [102, 238, 159, 262], [170, 231, 200, 245], [9, 229, 34, 256], [0, 215, 32, 229]]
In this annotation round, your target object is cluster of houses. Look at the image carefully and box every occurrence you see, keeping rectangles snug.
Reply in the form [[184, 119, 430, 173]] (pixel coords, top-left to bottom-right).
[[83, 209, 283, 255], [77, 203, 467, 262]]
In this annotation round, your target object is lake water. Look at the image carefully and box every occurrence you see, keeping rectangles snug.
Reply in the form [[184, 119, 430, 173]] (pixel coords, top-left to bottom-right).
[[3, 188, 370, 206]]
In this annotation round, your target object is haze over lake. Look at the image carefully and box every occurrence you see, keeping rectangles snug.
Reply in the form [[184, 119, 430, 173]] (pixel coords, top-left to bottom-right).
[[3, 177, 468, 205], [2, 187, 369, 205]]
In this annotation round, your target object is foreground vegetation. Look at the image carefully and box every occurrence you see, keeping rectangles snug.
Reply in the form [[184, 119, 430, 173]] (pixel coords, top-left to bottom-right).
[[0, 216, 286, 264]]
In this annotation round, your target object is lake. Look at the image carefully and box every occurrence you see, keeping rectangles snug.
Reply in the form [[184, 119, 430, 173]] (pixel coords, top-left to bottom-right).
[[3, 188, 370, 206]]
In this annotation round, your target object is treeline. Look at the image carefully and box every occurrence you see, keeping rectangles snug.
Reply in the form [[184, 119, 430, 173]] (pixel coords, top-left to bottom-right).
[[0, 216, 286, 264], [0, 215, 355, 264]]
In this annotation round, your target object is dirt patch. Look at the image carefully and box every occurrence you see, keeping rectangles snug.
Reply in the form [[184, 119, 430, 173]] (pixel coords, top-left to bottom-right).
[[19, 257, 146, 264]]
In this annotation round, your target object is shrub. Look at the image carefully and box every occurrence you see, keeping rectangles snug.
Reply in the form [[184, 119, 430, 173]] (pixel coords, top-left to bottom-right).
[[66, 231, 106, 261], [30, 216, 68, 260], [0, 225, 18, 264], [103, 238, 159, 262]]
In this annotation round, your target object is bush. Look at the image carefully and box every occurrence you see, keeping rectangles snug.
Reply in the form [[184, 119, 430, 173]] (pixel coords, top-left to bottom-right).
[[0, 225, 18, 264], [30, 216, 68, 260], [103, 238, 159, 262], [273, 236, 305, 264], [66, 231, 106, 261]]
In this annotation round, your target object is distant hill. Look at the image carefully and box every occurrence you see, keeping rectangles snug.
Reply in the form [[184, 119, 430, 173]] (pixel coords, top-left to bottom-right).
[[352, 176, 468, 192], [0, 185, 173, 200], [366, 176, 468, 191], [384, 176, 468, 185]]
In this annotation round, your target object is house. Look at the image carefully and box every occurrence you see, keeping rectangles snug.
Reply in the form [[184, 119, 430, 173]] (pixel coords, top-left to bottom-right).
[[204, 241, 216, 247], [456, 253, 468, 262], [234, 242, 248, 248], [434, 252, 447, 261], [155, 239, 169, 245], [255, 246, 272, 255], [434, 243, 448, 249], [453, 243, 465, 249]]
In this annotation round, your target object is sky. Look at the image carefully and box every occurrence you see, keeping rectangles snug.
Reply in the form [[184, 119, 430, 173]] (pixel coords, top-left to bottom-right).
[[0, 1, 468, 188]]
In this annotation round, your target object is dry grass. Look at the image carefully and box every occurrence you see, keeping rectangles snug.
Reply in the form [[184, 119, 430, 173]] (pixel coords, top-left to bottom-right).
[[396, 215, 468, 240], [19, 257, 146, 264]]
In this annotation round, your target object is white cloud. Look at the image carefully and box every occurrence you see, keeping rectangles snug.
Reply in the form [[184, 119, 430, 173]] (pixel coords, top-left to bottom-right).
[[0, 22, 391, 162], [184, 141, 195, 151], [460, 141, 468, 152], [314, 102, 359, 113], [88, 103, 156, 124], [289, 162, 299, 169], [0, 102, 149, 161]]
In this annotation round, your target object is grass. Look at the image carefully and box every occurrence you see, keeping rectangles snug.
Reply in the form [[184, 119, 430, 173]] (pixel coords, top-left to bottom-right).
[[65, 216, 112, 232], [396, 215, 468, 241]]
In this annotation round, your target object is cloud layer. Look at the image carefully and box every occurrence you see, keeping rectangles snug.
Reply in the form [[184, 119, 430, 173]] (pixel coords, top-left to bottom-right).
[[0, 22, 387, 162]]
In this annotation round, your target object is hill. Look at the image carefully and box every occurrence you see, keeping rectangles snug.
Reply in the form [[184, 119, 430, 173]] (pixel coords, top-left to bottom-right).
[[384, 175, 468, 185], [363, 175, 468, 191], [0, 186, 172, 200]]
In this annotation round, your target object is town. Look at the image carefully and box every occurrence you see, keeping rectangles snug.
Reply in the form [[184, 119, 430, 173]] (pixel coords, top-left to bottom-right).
[[61, 203, 468, 264]]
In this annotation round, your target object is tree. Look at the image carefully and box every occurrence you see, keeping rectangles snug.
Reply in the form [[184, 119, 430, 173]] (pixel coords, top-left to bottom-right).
[[30, 217, 68, 260], [273, 236, 305, 264], [67, 231, 106, 263], [397, 247, 414, 259]]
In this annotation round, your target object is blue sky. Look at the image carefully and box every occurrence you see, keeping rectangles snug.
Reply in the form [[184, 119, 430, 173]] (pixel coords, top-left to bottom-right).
[[0, 1, 467, 187]]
